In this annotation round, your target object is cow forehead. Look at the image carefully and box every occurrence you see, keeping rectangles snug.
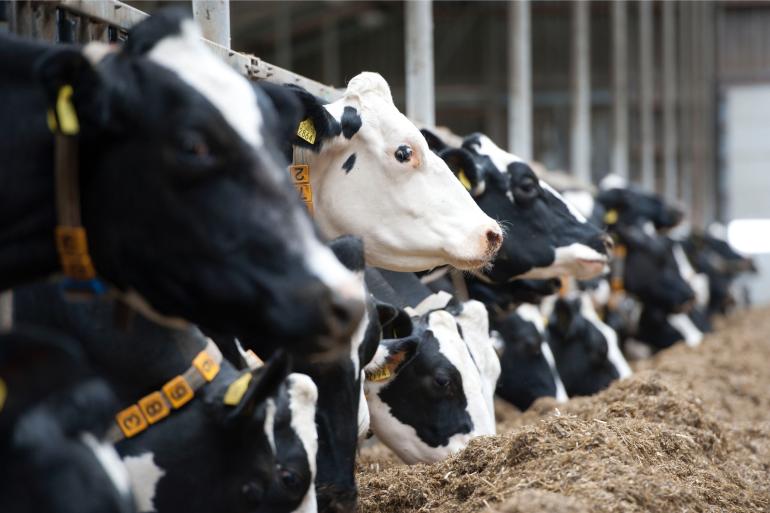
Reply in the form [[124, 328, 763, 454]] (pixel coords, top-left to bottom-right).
[[148, 20, 262, 148], [540, 181, 588, 223], [469, 134, 524, 173]]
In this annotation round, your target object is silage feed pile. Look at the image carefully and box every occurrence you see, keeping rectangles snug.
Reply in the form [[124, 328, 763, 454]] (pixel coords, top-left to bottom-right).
[[357, 308, 770, 513]]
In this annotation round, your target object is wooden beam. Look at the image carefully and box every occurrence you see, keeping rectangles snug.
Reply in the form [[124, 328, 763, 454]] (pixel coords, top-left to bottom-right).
[[611, 0, 629, 181], [570, 0, 591, 183], [508, 0, 532, 160], [405, 0, 435, 126]]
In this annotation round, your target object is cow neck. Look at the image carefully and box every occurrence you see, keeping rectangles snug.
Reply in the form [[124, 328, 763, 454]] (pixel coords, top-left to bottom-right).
[[48, 85, 106, 297], [105, 337, 224, 443]]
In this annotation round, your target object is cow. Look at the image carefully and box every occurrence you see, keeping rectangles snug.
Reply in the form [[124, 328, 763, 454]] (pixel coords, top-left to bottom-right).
[[363, 269, 500, 464], [276, 74, 503, 272], [0, 8, 363, 357], [421, 130, 612, 281], [12, 284, 318, 513], [0, 328, 134, 513], [493, 303, 568, 411], [544, 293, 631, 397]]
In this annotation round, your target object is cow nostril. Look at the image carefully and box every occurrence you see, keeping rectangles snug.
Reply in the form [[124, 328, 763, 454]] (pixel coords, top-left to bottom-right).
[[486, 229, 502, 250], [327, 292, 365, 340]]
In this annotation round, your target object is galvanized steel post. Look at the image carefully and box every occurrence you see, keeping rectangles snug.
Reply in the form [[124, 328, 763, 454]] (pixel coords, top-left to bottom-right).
[[192, 0, 230, 49], [611, 0, 629, 181], [570, 0, 591, 183], [508, 0, 532, 160], [639, 0, 655, 192], [405, 0, 435, 127], [662, 0, 678, 202]]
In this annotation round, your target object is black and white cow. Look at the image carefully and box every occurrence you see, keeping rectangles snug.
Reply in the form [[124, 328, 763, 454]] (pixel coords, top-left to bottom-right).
[[0, 328, 133, 513], [544, 294, 632, 397], [421, 130, 612, 281], [278, 75, 503, 272], [493, 303, 568, 411], [0, 9, 363, 356], [363, 270, 499, 464], [12, 283, 318, 513]]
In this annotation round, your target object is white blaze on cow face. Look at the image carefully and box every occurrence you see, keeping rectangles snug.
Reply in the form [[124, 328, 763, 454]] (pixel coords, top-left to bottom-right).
[[286, 373, 319, 513], [148, 20, 262, 149], [122, 452, 166, 513], [307, 72, 502, 272], [451, 300, 501, 422], [578, 294, 633, 379], [667, 313, 703, 347], [514, 303, 569, 402]]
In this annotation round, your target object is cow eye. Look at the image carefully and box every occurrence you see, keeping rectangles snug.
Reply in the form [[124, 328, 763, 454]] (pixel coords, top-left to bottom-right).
[[177, 131, 215, 166], [394, 145, 413, 163], [241, 481, 264, 506], [278, 466, 301, 490], [434, 373, 450, 388], [514, 177, 539, 201]]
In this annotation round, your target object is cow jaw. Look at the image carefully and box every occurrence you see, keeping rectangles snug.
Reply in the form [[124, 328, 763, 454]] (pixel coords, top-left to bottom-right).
[[516, 243, 609, 280]]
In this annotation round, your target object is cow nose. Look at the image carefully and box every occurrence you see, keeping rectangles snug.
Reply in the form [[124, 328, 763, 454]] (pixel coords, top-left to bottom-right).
[[486, 227, 503, 253], [602, 234, 614, 254], [326, 289, 365, 341]]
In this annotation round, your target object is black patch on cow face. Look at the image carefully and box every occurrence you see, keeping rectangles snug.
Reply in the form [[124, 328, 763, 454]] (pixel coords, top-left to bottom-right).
[[123, 8, 186, 55], [435, 133, 610, 282], [342, 153, 356, 174], [616, 228, 695, 313], [547, 298, 619, 397], [340, 106, 362, 139], [377, 321, 473, 448], [279, 85, 342, 155], [493, 312, 557, 410]]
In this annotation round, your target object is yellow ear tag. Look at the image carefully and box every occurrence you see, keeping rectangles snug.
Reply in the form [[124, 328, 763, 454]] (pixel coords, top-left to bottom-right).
[[297, 118, 316, 145], [365, 366, 392, 383], [224, 372, 253, 406], [604, 209, 619, 225], [0, 377, 6, 412], [458, 169, 472, 191], [55, 84, 80, 135]]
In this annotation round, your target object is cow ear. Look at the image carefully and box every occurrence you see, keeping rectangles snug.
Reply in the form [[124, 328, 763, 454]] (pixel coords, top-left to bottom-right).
[[364, 337, 418, 383], [375, 300, 399, 330], [122, 7, 192, 56], [35, 47, 112, 132], [282, 85, 342, 152], [254, 81, 304, 151], [438, 148, 485, 196], [224, 350, 291, 425], [328, 235, 366, 273], [420, 128, 449, 153], [380, 308, 413, 340]]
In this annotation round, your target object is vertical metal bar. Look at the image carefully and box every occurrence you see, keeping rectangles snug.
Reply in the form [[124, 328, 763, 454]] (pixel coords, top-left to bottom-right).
[[192, 0, 231, 49], [405, 0, 435, 126], [508, 0, 532, 160], [702, 1, 717, 225], [483, 12, 503, 143], [571, 0, 591, 183], [321, 15, 340, 86], [639, 0, 655, 191], [611, 0, 629, 181], [662, 0, 678, 202], [679, 1, 692, 213], [690, 1, 702, 225], [0, 293, 11, 331]]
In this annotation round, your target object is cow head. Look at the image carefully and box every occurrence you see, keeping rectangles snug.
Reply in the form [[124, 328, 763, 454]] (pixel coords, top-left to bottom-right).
[[119, 351, 296, 513], [283, 73, 503, 272], [546, 295, 622, 396], [494, 304, 568, 410], [364, 306, 497, 464], [614, 224, 695, 313], [33, 9, 363, 354], [422, 130, 611, 281]]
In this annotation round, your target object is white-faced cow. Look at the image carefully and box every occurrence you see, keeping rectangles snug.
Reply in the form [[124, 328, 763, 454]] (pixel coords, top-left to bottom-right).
[[0, 9, 363, 357], [421, 130, 612, 281], [494, 303, 568, 410], [279, 74, 503, 272]]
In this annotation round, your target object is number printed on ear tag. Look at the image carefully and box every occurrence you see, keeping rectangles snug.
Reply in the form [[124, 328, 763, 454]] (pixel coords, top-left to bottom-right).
[[365, 367, 391, 382], [297, 118, 316, 144]]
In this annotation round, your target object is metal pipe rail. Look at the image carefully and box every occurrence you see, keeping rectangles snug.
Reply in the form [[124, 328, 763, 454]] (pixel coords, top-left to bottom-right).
[[8, 0, 343, 102]]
